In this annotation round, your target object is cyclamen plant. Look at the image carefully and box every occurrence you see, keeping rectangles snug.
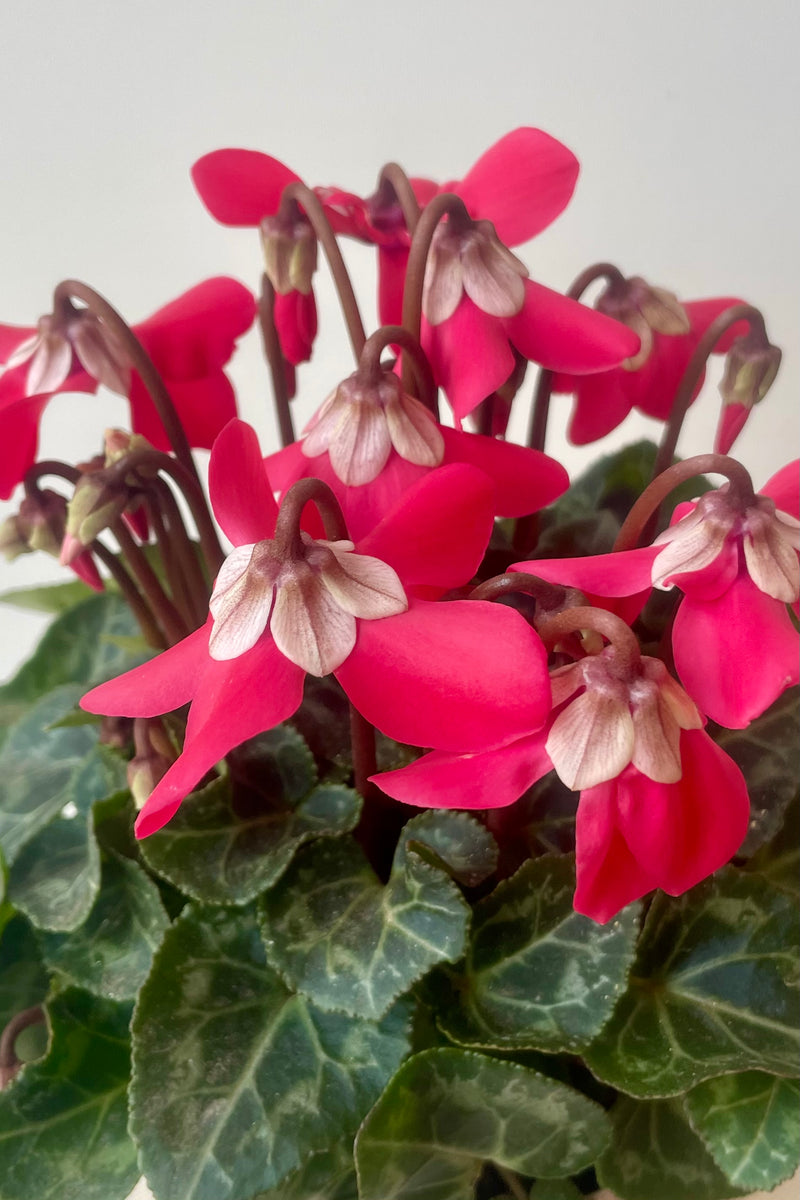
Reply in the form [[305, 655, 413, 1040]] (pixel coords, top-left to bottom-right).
[[0, 128, 797, 1200]]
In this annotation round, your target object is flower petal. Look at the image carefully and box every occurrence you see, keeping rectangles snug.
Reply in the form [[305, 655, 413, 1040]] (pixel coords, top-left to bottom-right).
[[761, 460, 799, 521], [128, 372, 238, 452], [81, 623, 212, 718], [209, 419, 279, 545], [456, 128, 579, 245], [0, 324, 37, 363], [134, 277, 257, 375], [574, 780, 660, 923], [672, 579, 799, 727], [357, 463, 494, 592], [373, 732, 552, 810], [336, 598, 550, 752], [422, 299, 516, 422], [441, 426, 568, 516], [506, 280, 640, 374], [191, 149, 302, 226], [270, 568, 357, 675], [273, 289, 317, 366], [135, 637, 306, 836], [0, 390, 51, 499], [512, 547, 658, 597], [546, 688, 635, 790]]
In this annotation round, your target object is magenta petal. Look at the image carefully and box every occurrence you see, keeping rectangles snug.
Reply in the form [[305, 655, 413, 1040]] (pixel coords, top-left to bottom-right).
[[263, 440, 310, 494], [423, 300, 515, 421], [507, 281, 640, 374], [378, 246, 409, 327], [714, 402, 749, 456], [191, 149, 302, 226], [209, 419, 279, 546], [135, 637, 306, 837], [0, 324, 37, 362], [574, 781, 659, 923], [672, 578, 799, 727], [761, 460, 799, 521], [373, 733, 552, 810], [134, 278, 257, 376], [562, 372, 635, 445], [274, 290, 317, 366], [441, 427, 569, 516], [512, 547, 658, 596], [81, 623, 212, 718], [357, 464, 494, 591], [0, 390, 50, 499], [336, 598, 550, 753], [615, 730, 749, 896], [456, 128, 579, 245]]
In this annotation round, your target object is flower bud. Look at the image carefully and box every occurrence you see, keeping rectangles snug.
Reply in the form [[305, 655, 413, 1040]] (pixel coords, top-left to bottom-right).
[[63, 474, 127, 561], [259, 214, 317, 295], [0, 514, 33, 561], [127, 718, 176, 810], [715, 332, 782, 454]]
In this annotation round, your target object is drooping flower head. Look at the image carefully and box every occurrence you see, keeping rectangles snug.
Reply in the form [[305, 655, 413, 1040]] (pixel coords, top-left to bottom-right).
[[81, 419, 551, 836], [0, 278, 256, 498]]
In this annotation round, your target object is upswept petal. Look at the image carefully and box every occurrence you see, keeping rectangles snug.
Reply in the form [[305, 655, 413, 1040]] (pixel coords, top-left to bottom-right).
[[377, 245, 409, 327], [512, 546, 657, 596], [714, 402, 749, 456], [0, 391, 51, 499], [209, 419, 279, 546], [441, 427, 569, 516], [319, 545, 407, 618], [672, 577, 799, 727], [455, 128, 579, 245], [135, 636, 306, 837], [191, 149, 302, 225], [81, 623, 211, 718], [336, 597, 550, 753], [372, 732, 552, 810], [357, 463, 494, 592], [761, 460, 800, 520], [128, 371, 238, 452], [615, 730, 749, 896], [422, 298, 516, 422], [506, 280, 640, 375], [134, 278, 257, 375], [574, 781, 659, 923], [263, 439, 309, 494], [560, 370, 635, 445], [0, 323, 37, 362]]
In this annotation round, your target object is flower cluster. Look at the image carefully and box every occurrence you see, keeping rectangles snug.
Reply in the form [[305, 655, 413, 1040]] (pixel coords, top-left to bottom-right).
[[2, 128, 795, 934]]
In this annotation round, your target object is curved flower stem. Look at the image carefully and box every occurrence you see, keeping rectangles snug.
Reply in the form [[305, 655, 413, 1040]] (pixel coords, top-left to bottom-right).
[[273, 476, 350, 560], [111, 518, 190, 645], [613, 453, 756, 552], [24, 458, 81, 492], [145, 477, 209, 628], [105, 447, 223, 575], [359, 325, 438, 416], [281, 182, 366, 359], [91, 538, 168, 649], [470, 572, 571, 610], [258, 273, 295, 447], [52, 280, 199, 486], [401, 192, 472, 351], [0, 1006, 46, 1090], [652, 303, 767, 480], [537, 605, 642, 676], [526, 261, 626, 452], [376, 162, 421, 234]]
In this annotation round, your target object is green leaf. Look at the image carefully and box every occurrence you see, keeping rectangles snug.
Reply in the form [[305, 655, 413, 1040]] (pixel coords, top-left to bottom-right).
[[0, 579, 94, 615], [40, 852, 169, 999], [584, 867, 800, 1096], [0, 988, 138, 1200], [0, 593, 146, 727], [0, 685, 128, 930], [254, 1145, 357, 1199], [130, 904, 410, 1200], [711, 688, 800, 855], [354, 1047, 611, 1199], [746, 791, 800, 897], [0, 911, 49, 1031], [259, 817, 474, 1020], [395, 810, 498, 887], [596, 1096, 747, 1200], [528, 1182, 583, 1200], [140, 726, 361, 905], [684, 1072, 800, 1192], [438, 856, 639, 1053]]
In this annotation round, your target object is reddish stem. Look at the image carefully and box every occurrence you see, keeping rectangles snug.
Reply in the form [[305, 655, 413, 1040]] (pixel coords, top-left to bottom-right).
[[537, 606, 641, 676], [258, 273, 295, 447]]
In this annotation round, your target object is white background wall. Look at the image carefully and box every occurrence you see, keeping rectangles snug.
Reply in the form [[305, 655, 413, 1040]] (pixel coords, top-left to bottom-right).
[[1, 0, 797, 688]]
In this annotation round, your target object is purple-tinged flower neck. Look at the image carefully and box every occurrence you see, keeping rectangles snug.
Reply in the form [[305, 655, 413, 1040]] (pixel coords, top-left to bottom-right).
[[4, 305, 131, 398], [595, 272, 690, 371], [422, 217, 529, 326], [259, 209, 317, 296]]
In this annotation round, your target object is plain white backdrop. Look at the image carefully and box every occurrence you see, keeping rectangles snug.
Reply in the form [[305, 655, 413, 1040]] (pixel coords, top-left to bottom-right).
[[0, 6, 798, 1197], [1, 0, 797, 681]]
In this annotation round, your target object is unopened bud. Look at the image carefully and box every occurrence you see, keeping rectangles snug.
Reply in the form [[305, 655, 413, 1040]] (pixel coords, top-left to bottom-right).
[[103, 428, 154, 468], [14, 490, 67, 557], [715, 332, 782, 454], [63, 474, 127, 559], [127, 718, 176, 810], [597, 274, 690, 371], [260, 214, 318, 295], [0, 515, 33, 561]]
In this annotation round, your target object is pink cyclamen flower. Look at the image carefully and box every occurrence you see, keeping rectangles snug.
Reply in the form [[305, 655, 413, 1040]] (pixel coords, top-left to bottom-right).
[[191, 151, 318, 377], [263, 365, 569, 540], [551, 281, 748, 446], [512, 460, 800, 728], [0, 278, 256, 499], [81, 419, 551, 837], [374, 642, 750, 923]]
